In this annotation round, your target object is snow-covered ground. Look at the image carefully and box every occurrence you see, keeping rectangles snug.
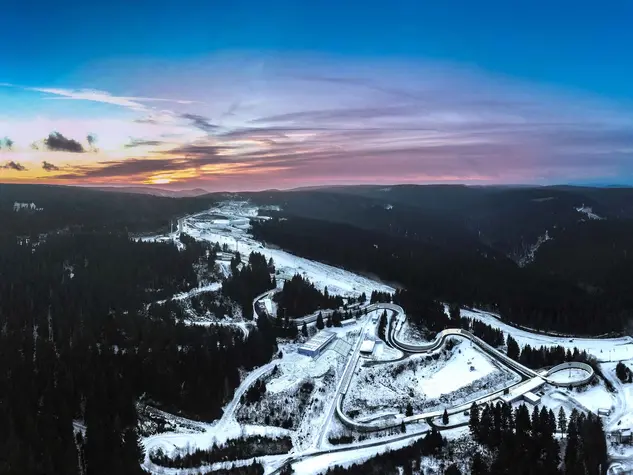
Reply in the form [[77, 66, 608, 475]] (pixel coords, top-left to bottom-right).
[[167, 202, 395, 298], [576, 205, 604, 220], [292, 432, 426, 475], [463, 309, 633, 362], [344, 340, 520, 418], [573, 384, 616, 413], [398, 320, 426, 345]]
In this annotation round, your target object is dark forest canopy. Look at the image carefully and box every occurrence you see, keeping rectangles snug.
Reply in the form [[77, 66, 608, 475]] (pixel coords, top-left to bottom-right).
[[252, 216, 631, 335], [0, 183, 214, 236], [0, 232, 278, 474], [275, 273, 344, 318]]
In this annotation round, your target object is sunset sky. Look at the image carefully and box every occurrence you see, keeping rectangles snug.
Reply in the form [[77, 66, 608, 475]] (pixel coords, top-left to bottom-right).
[[1, 1, 633, 190]]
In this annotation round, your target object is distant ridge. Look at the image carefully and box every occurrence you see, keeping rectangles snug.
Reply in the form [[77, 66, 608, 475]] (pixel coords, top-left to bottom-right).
[[92, 186, 209, 198]]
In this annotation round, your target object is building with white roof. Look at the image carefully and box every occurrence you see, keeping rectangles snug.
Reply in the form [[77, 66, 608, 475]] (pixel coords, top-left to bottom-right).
[[298, 331, 336, 358], [360, 339, 376, 355]]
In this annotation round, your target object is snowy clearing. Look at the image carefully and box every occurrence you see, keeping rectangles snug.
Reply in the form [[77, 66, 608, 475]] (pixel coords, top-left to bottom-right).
[[345, 340, 519, 418], [170, 202, 395, 298], [463, 309, 633, 362]]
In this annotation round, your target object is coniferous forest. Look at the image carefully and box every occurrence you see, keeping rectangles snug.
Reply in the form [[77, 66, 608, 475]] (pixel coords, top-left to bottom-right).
[[0, 232, 278, 474]]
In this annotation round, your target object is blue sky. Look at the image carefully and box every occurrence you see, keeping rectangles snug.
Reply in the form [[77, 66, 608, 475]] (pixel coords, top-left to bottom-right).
[[1, 0, 632, 188]]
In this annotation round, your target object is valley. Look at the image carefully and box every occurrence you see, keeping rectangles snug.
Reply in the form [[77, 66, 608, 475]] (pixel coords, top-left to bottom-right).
[[139, 201, 633, 475]]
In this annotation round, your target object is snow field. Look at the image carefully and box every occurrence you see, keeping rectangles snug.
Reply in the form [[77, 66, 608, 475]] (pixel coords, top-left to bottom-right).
[[179, 202, 395, 299], [573, 384, 616, 413], [462, 309, 633, 362], [344, 340, 520, 418]]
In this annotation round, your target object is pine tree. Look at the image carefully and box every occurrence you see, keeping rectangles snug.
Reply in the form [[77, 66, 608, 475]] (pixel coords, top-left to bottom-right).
[[301, 322, 308, 338], [326, 315, 332, 328], [506, 335, 520, 361], [445, 464, 462, 475], [469, 403, 480, 439], [471, 451, 488, 475], [449, 303, 460, 320], [442, 408, 449, 425], [406, 402, 413, 417], [121, 428, 145, 473], [558, 407, 567, 433], [316, 312, 324, 330]]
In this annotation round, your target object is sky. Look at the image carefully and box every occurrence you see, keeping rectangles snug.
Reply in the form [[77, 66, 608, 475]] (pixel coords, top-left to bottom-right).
[[1, 0, 633, 190]]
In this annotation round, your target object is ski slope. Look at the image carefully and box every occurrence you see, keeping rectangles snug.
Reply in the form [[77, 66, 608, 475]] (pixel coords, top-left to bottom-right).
[[177, 202, 395, 299]]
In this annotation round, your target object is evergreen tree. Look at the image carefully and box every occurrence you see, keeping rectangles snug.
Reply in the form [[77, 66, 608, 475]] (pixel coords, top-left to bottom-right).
[[449, 303, 460, 320], [471, 451, 488, 475], [442, 408, 449, 425], [301, 322, 308, 338], [445, 464, 462, 475], [558, 407, 567, 433], [469, 403, 480, 439], [506, 335, 520, 361], [316, 312, 325, 330]]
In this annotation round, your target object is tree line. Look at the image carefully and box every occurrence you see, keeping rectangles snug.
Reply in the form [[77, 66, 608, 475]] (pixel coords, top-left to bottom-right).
[[469, 401, 607, 475]]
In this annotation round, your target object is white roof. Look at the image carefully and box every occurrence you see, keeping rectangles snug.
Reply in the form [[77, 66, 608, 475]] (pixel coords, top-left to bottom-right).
[[501, 377, 545, 403], [523, 391, 541, 404], [360, 340, 376, 353], [299, 331, 336, 352]]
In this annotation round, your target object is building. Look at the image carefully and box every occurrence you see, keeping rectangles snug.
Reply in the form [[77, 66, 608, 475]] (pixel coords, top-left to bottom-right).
[[298, 331, 336, 358], [522, 391, 541, 405], [500, 377, 546, 404], [360, 339, 376, 355], [613, 428, 632, 444]]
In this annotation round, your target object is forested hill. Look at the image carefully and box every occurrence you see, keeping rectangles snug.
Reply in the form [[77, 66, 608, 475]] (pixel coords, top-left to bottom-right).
[[4, 182, 633, 336], [0, 183, 215, 236], [245, 185, 633, 335]]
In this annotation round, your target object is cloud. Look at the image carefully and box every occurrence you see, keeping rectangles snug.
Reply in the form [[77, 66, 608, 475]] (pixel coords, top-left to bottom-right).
[[124, 138, 167, 148], [2, 161, 27, 171], [56, 153, 230, 180], [180, 113, 217, 132], [44, 132, 85, 153], [1, 137, 14, 150], [0, 84, 199, 112], [5, 57, 633, 187], [42, 161, 61, 172]]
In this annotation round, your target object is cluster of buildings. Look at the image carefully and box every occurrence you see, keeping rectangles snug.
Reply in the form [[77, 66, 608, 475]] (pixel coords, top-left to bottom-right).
[[13, 202, 43, 212]]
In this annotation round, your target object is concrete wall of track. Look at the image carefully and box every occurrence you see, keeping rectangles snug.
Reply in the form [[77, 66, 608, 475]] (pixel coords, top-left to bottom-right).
[[336, 303, 596, 432], [543, 361, 595, 387]]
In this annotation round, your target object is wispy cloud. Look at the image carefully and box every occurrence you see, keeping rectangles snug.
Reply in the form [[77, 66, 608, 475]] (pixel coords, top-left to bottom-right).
[[124, 138, 167, 148], [0, 84, 201, 112], [4, 56, 633, 188], [180, 113, 218, 132]]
